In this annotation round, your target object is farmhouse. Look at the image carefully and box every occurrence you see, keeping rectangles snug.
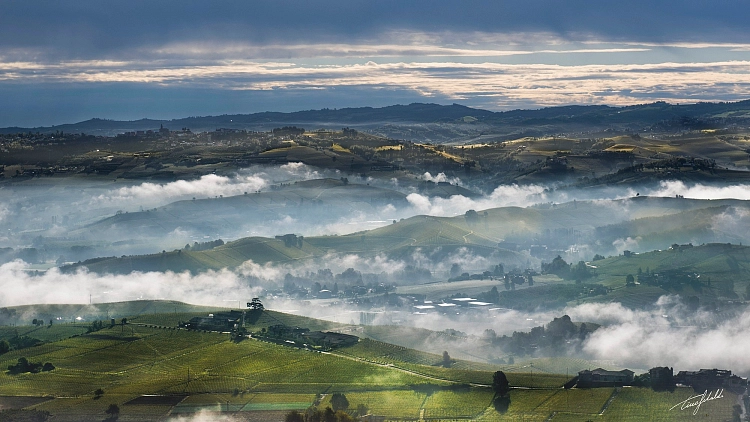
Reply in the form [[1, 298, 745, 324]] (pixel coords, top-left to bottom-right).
[[302, 331, 359, 348], [577, 368, 634, 387], [265, 325, 359, 348], [184, 310, 244, 331], [267, 325, 310, 338], [675, 368, 748, 392]]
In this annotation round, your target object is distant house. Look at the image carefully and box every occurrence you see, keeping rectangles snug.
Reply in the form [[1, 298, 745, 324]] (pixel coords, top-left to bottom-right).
[[302, 331, 359, 348], [675, 368, 748, 392], [184, 310, 244, 331], [267, 325, 310, 341], [266, 325, 359, 348], [578, 368, 634, 387], [649, 366, 674, 391], [275, 234, 303, 248], [317, 289, 333, 299]]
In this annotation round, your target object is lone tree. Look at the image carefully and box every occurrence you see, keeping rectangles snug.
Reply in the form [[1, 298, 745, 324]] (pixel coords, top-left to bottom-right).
[[330, 392, 349, 412], [442, 351, 452, 368], [492, 370, 511, 413], [248, 298, 264, 312], [492, 371, 510, 398], [247, 297, 264, 323]]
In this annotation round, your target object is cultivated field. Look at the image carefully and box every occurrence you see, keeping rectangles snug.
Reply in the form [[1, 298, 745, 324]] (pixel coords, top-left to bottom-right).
[[0, 308, 743, 421]]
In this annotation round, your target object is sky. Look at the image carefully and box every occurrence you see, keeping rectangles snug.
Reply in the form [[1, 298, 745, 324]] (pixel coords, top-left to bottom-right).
[[2, 1, 750, 127]]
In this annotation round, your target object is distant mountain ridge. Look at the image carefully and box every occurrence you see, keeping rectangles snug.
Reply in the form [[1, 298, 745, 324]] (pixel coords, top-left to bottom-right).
[[3, 100, 750, 137]]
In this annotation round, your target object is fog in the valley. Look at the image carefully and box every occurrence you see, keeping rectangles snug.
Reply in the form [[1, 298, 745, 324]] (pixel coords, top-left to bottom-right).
[[4, 163, 750, 263], [0, 260, 262, 311], [289, 295, 750, 374], [2, 164, 750, 291], [3, 256, 748, 374], [4, 163, 750, 376]]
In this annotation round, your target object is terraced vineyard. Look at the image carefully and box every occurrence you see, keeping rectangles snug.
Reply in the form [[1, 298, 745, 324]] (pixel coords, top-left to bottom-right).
[[0, 310, 744, 421]]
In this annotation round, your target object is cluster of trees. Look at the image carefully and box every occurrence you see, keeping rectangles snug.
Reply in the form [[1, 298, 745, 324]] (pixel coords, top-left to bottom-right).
[[273, 126, 305, 136], [474, 282, 608, 311], [183, 239, 224, 251], [30, 318, 49, 327], [0, 335, 43, 353], [281, 267, 399, 300], [87, 320, 108, 333], [7, 357, 54, 374], [503, 272, 533, 290], [448, 263, 505, 282], [488, 315, 596, 357], [542, 256, 594, 281], [285, 393, 367, 422]]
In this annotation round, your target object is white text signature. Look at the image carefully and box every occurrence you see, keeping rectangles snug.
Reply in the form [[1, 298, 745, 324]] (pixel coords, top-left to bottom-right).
[[669, 389, 724, 415]]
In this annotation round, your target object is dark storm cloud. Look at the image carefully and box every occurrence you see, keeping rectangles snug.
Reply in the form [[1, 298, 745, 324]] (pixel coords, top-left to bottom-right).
[[1, 1, 748, 60]]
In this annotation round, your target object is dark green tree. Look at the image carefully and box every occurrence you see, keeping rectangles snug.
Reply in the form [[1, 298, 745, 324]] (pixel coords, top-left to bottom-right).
[[285, 410, 304, 422], [464, 209, 480, 226], [330, 393, 349, 412], [485, 286, 500, 303], [323, 406, 336, 422], [442, 350, 452, 368], [492, 371, 510, 397]]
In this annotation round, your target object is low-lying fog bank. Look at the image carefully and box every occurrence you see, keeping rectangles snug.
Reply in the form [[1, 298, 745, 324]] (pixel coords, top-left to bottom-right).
[[1, 259, 748, 375]]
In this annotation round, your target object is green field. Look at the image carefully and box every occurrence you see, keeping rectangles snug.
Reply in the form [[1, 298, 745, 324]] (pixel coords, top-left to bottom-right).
[[0, 309, 744, 421]]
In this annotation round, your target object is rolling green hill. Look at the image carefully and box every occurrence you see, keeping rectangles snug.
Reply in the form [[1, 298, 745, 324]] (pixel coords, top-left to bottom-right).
[[581, 243, 750, 307], [74, 178, 409, 239], [63, 196, 750, 278], [0, 307, 741, 421]]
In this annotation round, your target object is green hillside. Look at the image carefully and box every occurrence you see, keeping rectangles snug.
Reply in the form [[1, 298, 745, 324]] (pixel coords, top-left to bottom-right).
[[0, 300, 219, 327], [582, 243, 750, 306], [63, 196, 750, 278], [0, 307, 741, 421]]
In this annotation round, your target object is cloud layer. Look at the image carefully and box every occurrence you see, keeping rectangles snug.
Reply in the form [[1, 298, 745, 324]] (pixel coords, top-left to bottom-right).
[[2, 2, 750, 125]]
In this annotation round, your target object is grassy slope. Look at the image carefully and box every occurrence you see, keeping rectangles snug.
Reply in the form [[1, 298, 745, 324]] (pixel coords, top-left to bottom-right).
[[582, 243, 750, 307], [71, 197, 723, 266], [77, 178, 408, 236], [0, 319, 737, 421]]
